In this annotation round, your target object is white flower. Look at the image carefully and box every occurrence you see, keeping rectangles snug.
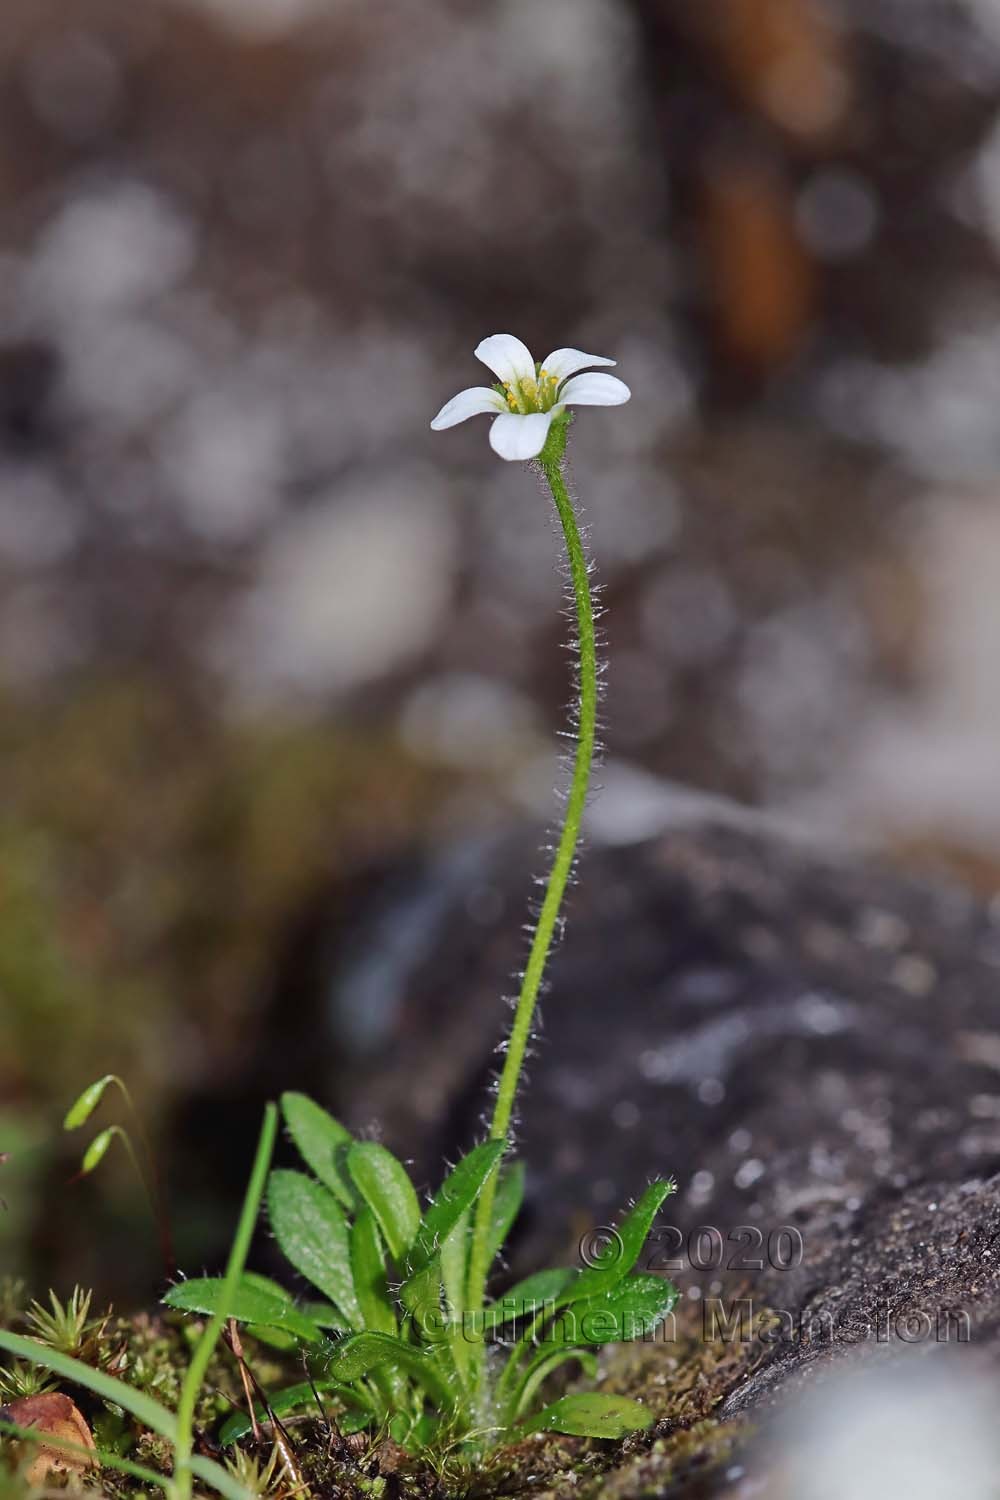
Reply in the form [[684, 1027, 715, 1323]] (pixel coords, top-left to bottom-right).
[[430, 333, 630, 461]]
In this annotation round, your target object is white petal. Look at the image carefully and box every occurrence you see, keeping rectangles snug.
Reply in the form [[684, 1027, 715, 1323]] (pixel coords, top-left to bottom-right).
[[430, 386, 506, 430], [558, 372, 631, 407], [488, 411, 554, 461], [475, 334, 536, 386], [542, 347, 616, 384]]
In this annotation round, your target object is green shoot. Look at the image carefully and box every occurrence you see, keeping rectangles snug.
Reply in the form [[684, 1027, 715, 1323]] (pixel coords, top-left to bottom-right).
[[172, 1101, 278, 1500], [23, 1287, 106, 1360], [0, 1362, 57, 1401]]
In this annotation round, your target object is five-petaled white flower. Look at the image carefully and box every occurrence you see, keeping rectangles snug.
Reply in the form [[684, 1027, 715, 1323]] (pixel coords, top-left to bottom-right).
[[430, 333, 630, 461]]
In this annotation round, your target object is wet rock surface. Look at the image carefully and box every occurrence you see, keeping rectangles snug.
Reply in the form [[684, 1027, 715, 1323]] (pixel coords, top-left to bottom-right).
[[326, 805, 1000, 1492]]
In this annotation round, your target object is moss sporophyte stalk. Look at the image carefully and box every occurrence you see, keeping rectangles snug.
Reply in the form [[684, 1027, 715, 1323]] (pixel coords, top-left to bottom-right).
[[2, 332, 677, 1492]]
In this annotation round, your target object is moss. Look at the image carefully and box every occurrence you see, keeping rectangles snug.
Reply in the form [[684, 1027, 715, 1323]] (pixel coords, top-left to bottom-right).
[[2, 1294, 773, 1500]]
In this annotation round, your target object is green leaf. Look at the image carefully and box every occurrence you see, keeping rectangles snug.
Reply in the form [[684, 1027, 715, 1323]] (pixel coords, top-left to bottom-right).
[[548, 1274, 678, 1347], [441, 1211, 471, 1382], [239, 1273, 346, 1345], [346, 1143, 420, 1263], [218, 1379, 373, 1445], [513, 1348, 598, 1419], [562, 1180, 676, 1303], [63, 1075, 121, 1130], [487, 1161, 525, 1264], [163, 1276, 322, 1343], [407, 1411, 443, 1450], [409, 1141, 505, 1276], [325, 1331, 454, 1408], [397, 1142, 506, 1334], [350, 1207, 396, 1335], [175, 1101, 278, 1499], [245, 1324, 297, 1352], [399, 1260, 441, 1323], [482, 1268, 577, 1333], [520, 1392, 654, 1439], [441, 1210, 469, 1323], [281, 1092, 356, 1209], [300, 1300, 346, 1331], [267, 1169, 362, 1328], [241, 1270, 300, 1299]]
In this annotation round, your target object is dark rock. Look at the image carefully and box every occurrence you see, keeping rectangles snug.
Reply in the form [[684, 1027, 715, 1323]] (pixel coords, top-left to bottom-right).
[[328, 802, 1000, 1489]]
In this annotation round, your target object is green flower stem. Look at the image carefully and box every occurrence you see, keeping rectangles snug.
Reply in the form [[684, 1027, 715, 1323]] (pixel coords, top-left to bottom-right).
[[171, 1102, 278, 1500], [466, 414, 598, 1339]]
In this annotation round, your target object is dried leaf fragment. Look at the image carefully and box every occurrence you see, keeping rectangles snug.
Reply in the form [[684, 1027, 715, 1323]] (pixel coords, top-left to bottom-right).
[[0, 1392, 98, 1485]]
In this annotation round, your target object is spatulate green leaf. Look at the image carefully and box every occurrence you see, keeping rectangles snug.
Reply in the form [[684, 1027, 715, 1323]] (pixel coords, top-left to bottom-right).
[[351, 1207, 396, 1335], [562, 1179, 675, 1303], [441, 1211, 469, 1324], [346, 1142, 420, 1263], [325, 1331, 455, 1408], [399, 1260, 441, 1325], [441, 1211, 472, 1382], [409, 1141, 505, 1275], [163, 1276, 322, 1343], [520, 1392, 654, 1439], [300, 1299, 346, 1331], [267, 1168, 362, 1328], [549, 1273, 678, 1346], [281, 1092, 355, 1208], [513, 1348, 598, 1418]]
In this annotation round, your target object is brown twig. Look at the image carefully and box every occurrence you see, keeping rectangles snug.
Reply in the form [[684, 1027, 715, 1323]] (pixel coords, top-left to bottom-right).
[[227, 1319, 262, 1444], [220, 1323, 306, 1491]]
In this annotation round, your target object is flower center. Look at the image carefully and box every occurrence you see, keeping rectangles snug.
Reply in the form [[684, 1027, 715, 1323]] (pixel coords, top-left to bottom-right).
[[499, 367, 560, 415]]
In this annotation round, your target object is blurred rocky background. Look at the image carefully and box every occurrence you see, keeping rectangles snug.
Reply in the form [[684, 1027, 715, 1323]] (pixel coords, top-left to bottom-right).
[[5, 0, 1000, 1300]]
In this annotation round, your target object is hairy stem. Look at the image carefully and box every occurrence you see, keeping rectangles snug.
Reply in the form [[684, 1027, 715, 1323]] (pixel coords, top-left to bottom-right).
[[466, 414, 598, 1340]]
